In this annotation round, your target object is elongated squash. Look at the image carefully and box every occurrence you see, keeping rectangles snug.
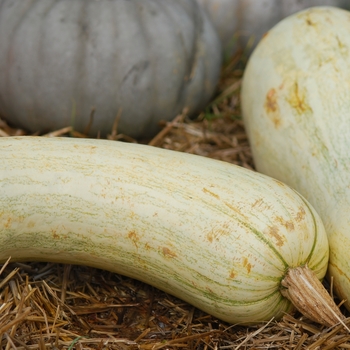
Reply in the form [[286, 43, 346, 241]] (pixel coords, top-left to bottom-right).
[[0, 136, 340, 325], [241, 7, 350, 314]]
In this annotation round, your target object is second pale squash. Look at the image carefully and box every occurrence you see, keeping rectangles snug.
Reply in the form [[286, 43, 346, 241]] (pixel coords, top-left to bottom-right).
[[242, 6, 350, 311]]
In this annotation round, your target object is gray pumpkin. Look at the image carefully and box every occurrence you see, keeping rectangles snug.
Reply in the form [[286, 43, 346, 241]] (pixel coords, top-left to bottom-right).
[[0, 0, 222, 138], [197, 0, 350, 56]]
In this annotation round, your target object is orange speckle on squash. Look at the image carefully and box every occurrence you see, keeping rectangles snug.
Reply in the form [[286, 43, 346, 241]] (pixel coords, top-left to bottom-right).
[[295, 207, 306, 222], [206, 225, 230, 243], [286, 82, 312, 115], [242, 257, 252, 274], [128, 230, 139, 249], [284, 221, 295, 231], [202, 187, 220, 199], [205, 286, 215, 295], [229, 269, 236, 279], [224, 201, 248, 220], [265, 88, 278, 112], [305, 15, 317, 26], [207, 231, 214, 243], [252, 198, 264, 208], [162, 247, 177, 258], [27, 221, 35, 228], [4, 217, 12, 228], [265, 225, 284, 247], [191, 280, 198, 288], [264, 88, 282, 128], [276, 216, 295, 231], [51, 229, 59, 239]]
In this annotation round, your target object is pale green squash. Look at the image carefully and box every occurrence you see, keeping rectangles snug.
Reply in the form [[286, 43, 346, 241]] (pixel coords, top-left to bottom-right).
[[0, 136, 339, 325], [242, 6, 350, 312]]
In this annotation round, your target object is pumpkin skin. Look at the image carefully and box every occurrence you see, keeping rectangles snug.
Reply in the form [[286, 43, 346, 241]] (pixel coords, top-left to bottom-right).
[[0, 0, 222, 138], [196, 0, 350, 55], [241, 7, 350, 311]]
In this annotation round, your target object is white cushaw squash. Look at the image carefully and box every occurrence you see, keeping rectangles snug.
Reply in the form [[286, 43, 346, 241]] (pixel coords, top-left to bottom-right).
[[0, 136, 344, 326], [196, 0, 350, 56], [242, 6, 350, 312], [0, 0, 222, 139]]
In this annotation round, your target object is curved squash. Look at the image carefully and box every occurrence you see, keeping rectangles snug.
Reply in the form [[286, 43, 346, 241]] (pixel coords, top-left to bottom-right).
[[241, 6, 350, 312], [0, 136, 337, 325]]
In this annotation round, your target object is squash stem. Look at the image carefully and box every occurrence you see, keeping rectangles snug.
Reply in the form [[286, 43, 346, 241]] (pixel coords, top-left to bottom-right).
[[281, 265, 347, 329]]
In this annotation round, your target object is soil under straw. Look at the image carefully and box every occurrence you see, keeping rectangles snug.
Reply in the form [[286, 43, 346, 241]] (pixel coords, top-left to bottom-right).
[[1, 50, 350, 349]]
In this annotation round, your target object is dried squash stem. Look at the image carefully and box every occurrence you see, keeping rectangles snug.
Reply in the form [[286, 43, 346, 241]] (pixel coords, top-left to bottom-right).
[[281, 265, 346, 329]]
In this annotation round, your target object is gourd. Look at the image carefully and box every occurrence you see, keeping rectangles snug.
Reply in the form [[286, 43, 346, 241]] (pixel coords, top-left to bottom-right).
[[0, 136, 343, 326], [0, 0, 221, 139], [196, 0, 349, 56], [241, 6, 350, 314]]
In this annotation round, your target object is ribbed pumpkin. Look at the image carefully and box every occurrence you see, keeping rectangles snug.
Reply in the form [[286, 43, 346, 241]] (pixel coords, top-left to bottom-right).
[[196, 0, 349, 55], [0, 0, 222, 138], [241, 6, 350, 312]]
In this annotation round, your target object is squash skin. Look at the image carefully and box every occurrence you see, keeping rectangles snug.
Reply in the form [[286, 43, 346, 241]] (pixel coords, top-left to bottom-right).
[[0, 136, 329, 324], [0, 0, 221, 139], [241, 7, 350, 311]]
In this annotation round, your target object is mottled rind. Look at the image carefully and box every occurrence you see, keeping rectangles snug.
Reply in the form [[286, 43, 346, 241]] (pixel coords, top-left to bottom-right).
[[0, 136, 330, 325], [242, 6, 350, 314]]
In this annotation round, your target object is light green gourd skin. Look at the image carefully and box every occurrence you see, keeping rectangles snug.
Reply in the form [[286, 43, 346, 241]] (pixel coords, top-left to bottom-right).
[[0, 137, 328, 324], [241, 6, 350, 311]]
